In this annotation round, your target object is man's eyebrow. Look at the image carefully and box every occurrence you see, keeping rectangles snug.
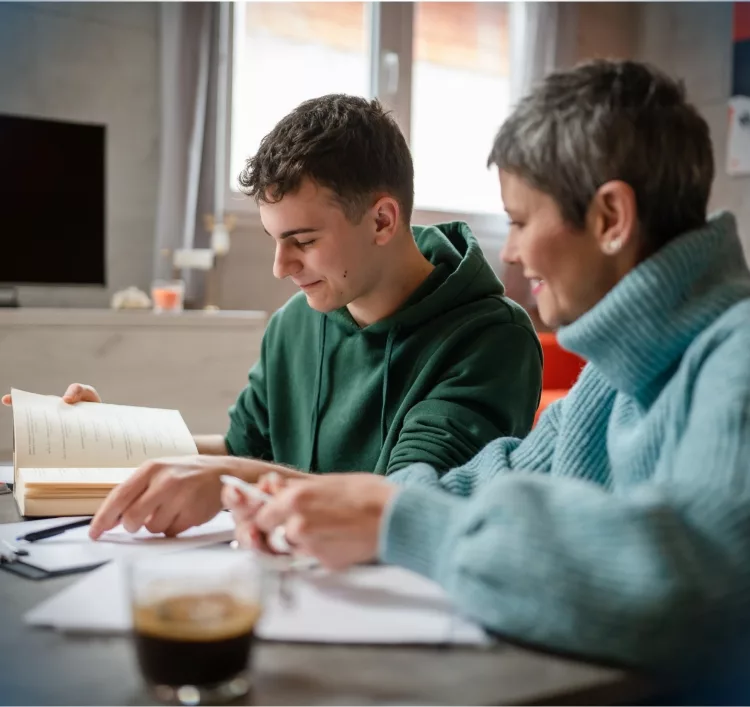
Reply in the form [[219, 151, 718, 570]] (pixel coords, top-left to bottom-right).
[[263, 227, 320, 239]]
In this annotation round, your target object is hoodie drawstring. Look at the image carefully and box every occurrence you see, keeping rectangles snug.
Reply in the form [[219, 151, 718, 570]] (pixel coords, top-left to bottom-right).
[[380, 327, 398, 447], [308, 315, 327, 470]]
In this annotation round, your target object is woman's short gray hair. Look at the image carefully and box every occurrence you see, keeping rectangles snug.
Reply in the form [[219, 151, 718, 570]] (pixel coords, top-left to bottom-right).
[[488, 60, 714, 252]]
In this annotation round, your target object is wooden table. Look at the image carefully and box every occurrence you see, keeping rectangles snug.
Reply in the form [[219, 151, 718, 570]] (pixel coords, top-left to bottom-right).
[[0, 495, 654, 705]]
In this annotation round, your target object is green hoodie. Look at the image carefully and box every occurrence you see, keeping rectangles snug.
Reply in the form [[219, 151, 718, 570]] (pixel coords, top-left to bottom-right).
[[225, 222, 542, 474]]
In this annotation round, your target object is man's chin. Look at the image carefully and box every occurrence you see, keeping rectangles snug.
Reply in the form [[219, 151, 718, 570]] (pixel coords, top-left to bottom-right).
[[303, 293, 336, 313]]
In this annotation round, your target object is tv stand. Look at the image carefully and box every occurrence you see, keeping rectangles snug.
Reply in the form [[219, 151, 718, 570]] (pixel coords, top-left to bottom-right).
[[0, 287, 19, 307]]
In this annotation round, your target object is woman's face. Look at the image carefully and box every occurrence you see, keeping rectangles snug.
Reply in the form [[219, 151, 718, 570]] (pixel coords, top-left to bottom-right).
[[499, 171, 628, 329]]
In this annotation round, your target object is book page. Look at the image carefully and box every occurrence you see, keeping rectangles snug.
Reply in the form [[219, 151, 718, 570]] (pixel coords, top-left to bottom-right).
[[12, 389, 198, 469]]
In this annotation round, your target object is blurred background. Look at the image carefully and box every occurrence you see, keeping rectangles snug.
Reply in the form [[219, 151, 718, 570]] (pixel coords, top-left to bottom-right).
[[0, 1, 747, 319]]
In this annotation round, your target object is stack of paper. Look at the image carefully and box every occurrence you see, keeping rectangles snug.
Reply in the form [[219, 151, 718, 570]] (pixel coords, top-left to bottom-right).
[[25, 559, 490, 645], [18, 467, 135, 503], [1, 512, 236, 576]]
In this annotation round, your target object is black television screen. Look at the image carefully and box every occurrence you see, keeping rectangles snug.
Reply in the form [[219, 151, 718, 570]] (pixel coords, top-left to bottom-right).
[[0, 114, 105, 286]]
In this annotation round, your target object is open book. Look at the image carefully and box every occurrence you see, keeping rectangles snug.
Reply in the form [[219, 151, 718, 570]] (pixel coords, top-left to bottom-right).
[[11, 388, 197, 517]]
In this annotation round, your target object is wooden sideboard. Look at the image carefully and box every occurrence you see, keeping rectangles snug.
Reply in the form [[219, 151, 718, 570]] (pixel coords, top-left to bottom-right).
[[0, 308, 268, 460]]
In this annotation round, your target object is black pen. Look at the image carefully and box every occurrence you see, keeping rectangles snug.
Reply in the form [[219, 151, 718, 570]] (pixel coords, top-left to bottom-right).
[[16, 518, 93, 543]]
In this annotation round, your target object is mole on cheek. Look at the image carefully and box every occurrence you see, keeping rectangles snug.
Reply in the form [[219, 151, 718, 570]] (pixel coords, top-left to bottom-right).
[[343, 271, 348, 278]]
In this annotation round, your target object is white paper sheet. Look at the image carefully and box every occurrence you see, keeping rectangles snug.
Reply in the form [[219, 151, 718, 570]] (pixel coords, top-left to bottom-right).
[[25, 559, 489, 645], [1, 512, 236, 573]]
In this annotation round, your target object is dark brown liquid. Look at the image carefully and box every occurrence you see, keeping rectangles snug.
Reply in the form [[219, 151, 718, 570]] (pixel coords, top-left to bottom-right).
[[133, 593, 261, 687]]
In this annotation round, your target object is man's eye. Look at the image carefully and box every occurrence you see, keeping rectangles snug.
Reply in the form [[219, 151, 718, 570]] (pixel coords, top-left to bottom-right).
[[297, 240, 315, 248]]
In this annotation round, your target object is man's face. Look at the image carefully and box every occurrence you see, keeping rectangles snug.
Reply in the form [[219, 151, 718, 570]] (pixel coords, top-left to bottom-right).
[[260, 178, 381, 313]]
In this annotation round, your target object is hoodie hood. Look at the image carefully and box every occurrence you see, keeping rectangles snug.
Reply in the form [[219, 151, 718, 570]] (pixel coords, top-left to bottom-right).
[[325, 221, 505, 334]]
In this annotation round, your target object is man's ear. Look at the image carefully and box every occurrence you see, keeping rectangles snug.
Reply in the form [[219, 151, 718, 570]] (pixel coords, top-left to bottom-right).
[[588, 181, 638, 256], [369, 196, 400, 246]]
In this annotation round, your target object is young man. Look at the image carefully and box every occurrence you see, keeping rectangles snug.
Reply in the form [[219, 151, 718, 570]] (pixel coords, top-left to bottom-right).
[[3, 95, 541, 538]]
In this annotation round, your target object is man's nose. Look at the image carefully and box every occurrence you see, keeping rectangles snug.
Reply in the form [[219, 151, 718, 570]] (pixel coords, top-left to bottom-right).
[[272, 243, 301, 280]]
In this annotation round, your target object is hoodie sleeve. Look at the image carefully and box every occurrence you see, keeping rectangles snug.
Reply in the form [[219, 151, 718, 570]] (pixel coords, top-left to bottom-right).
[[388, 397, 564, 492], [224, 320, 274, 460], [380, 331, 750, 671], [385, 322, 543, 475]]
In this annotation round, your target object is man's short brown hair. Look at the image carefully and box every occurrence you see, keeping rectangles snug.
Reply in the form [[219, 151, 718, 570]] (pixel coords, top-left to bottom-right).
[[238, 94, 414, 224]]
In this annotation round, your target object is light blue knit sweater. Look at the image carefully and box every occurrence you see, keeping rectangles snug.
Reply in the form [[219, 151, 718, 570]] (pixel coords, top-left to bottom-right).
[[381, 212, 750, 673]]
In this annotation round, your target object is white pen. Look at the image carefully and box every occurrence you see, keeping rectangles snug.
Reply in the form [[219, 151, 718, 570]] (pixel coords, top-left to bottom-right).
[[220, 474, 274, 503], [220, 475, 291, 554]]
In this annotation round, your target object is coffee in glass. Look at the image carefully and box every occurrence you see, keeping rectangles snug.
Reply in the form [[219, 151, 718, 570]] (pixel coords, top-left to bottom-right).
[[128, 549, 264, 705]]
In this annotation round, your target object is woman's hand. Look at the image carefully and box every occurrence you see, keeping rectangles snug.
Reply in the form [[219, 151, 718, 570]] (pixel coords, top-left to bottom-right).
[[230, 473, 398, 570]]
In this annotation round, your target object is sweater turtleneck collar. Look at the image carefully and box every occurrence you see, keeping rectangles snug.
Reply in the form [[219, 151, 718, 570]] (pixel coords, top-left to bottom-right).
[[558, 212, 750, 407]]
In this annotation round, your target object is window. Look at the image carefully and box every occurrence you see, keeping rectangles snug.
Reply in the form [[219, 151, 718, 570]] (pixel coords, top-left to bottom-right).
[[229, 2, 512, 226], [230, 2, 371, 187], [411, 3, 510, 214]]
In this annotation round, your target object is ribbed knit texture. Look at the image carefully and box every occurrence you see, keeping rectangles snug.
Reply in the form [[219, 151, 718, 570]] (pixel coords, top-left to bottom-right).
[[382, 212, 750, 673]]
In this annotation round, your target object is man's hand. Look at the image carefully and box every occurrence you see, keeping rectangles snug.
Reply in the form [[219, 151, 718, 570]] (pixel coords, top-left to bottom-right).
[[2, 383, 101, 407], [89, 456, 285, 540], [231, 473, 398, 570]]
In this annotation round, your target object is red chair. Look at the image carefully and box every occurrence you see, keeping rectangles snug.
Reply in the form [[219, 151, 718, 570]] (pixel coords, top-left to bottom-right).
[[534, 333, 585, 426]]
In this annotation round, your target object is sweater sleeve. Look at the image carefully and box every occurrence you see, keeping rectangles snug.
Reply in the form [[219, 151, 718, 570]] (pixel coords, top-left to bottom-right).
[[224, 319, 274, 460], [387, 396, 563, 493], [385, 323, 543, 476], [380, 333, 750, 671], [388, 361, 614, 494]]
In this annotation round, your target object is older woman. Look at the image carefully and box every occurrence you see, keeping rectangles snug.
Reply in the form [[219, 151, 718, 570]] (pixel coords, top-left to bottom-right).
[[224, 60, 750, 675]]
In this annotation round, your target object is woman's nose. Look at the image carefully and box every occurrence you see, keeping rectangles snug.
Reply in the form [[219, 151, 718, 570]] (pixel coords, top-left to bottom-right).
[[500, 234, 520, 265]]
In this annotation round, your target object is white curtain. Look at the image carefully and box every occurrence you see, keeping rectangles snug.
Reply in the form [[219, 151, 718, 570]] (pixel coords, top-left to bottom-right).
[[153, 3, 221, 303], [509, 2, 559, 105]]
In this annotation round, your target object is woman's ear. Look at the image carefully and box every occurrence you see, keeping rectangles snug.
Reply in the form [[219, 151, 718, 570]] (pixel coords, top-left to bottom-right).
[[589, 181, 638, 256]]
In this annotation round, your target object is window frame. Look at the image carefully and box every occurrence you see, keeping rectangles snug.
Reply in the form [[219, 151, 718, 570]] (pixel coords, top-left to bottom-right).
[[223, 1, 510, 247]]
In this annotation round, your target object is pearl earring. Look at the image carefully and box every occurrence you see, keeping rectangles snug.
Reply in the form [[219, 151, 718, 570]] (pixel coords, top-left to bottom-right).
[[605, 239, 622, 255]]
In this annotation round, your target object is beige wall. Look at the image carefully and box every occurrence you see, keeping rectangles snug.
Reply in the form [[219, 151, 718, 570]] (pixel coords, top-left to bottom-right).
[[561, 2, 748, 259], [635, 2, 750, 260], [216, 214, 298, 314], [573, 3, 640, 62], [0, 3, 160, 307]]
